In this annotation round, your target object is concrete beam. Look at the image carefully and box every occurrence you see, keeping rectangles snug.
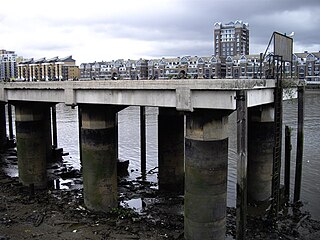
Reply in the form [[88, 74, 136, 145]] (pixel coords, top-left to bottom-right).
[[0, 79, 277, 111]]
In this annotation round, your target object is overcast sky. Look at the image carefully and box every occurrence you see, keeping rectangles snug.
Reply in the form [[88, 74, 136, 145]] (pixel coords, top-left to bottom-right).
[[1, 0, 319, 64]]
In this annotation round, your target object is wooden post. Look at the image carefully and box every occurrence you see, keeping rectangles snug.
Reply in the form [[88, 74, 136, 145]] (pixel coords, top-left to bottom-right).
[[294, 85, 305, 203], [8, 104, 14, 140], [236, 90, 248, 240], [140, 106, 146, 177], [115, 113, 118, 160], [78, 106, 83, 166], [52, 105, 58, 148], [284, 125, 292, 202]]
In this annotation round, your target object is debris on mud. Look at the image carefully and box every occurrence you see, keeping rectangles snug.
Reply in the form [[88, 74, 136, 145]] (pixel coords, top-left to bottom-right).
[[1, 149, 320, 239]]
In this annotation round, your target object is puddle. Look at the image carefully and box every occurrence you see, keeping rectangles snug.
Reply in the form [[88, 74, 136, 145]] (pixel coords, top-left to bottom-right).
[[48, 178, 83, 190], [3, 166, 18, 178], [121, 198, 146, 214], [2, 151, 18, 178], [121, 196, 184, 216]]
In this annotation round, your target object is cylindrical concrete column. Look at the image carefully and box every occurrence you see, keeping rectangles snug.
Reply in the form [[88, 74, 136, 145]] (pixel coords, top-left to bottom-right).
[[81, 104, 120, 212], [0, 103, 7, 152], [184, 110, 230, 240], [15, 102, 51, 189], [158, 107, 184, 192], [248, 106, 274, 204]]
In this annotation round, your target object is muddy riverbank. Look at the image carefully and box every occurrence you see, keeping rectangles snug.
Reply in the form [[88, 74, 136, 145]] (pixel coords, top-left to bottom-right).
[[1, 149, 320, 239]]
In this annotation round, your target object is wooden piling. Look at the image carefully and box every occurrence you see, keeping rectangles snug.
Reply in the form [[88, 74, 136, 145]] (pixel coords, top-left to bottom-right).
[[0, 104, 7, 151], [115, 113, 118, 161], [78, 106, 82, 166], [236, 90, 248, 240], [52, 105, 58, 148], [8, 104, 14, 140], [140, 106, 146, 177], [284, 126, 292, 202], [294, 85, 305, 203]]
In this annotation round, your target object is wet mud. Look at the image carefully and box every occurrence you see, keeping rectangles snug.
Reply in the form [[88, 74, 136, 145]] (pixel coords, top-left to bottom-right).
[[1, 148, 320, 240]]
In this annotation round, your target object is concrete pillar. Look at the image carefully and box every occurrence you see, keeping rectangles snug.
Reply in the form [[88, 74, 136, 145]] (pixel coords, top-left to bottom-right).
[[0, 103, 7, 152], [247, 105, 274, 205], [15, 102, 51, 189], [184, 110, 230, 240], [81, 104, 121, 212], [158, 107, 184, 192]]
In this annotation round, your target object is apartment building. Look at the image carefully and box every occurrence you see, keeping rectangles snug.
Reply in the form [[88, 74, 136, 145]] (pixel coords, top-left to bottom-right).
[[292, 52, 320, 81], [214, 20, 249, 57], [0, 49, 17, 81], [17, 55, 79, 81]]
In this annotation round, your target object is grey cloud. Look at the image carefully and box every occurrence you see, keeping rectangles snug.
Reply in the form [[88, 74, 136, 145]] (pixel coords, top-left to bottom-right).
[[22, 0, 320, 59], [94, 0, 319, 54], [26, 42, 72, 54], [91, 22, 209, 43]]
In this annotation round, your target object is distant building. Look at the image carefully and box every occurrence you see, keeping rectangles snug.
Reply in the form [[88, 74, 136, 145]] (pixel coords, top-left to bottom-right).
[[17, 55, 80, 81], [214, 20, 249, 57], [80, 56, 226, 80], [79, 51, 320, 81], [0, 49, 17, 81], [146, 56, 226, 79], [292, 51, 320, 81], [80, 58, 148, 80], [214, 51, 320, 81]]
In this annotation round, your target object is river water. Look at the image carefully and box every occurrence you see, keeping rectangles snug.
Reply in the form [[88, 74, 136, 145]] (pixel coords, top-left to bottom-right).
[[5, 89, 320, 220]]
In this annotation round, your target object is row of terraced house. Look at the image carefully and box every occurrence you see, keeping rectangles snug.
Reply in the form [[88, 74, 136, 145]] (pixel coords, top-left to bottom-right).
[[1, 50, 320, 82], [79, 51, 320, 81]]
